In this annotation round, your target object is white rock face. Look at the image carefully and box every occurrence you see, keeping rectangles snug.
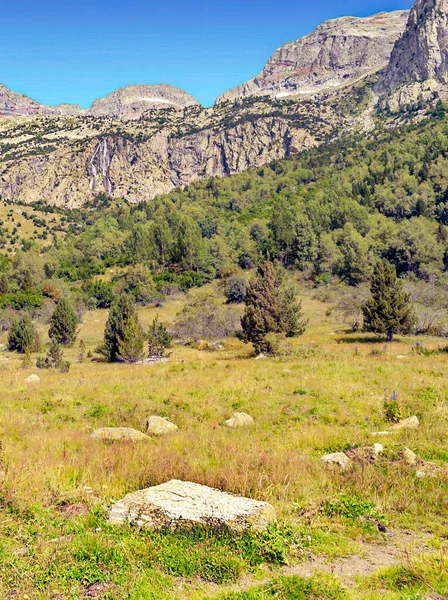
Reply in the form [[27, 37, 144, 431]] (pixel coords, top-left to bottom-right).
[[25, 374, 40, 383], [225, 412, 254, 428], [389, 416, 420, 431], [321, 452, 352, 469], [383, 0, 448, 89], [145, 416, 178, 435], [380, 0, 448, 109], [91, 427, 151, 442], [217, 11, 408, 103], [108, 479, 276, 531]]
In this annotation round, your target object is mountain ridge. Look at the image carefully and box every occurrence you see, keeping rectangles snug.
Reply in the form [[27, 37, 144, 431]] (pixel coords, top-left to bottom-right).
[[1, 0, 448, 209]]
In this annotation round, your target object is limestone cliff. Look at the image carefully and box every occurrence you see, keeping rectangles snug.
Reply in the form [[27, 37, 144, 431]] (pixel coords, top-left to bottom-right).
[[0, 97, 343, 207], [216, 11, 408, 103], [380, 0, 448, 109]]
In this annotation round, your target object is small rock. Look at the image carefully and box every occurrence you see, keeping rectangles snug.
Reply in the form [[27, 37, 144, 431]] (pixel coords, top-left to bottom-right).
[[145, 416, 178, 435], [416, 470, 437, 479], [371, 431, 392, 436], [402, 447, 418, 465], [389, 416, 420, 431], [91, 427, 150, 442], [83, 582, 120, 598], [255, 353, 267, 360], [321, 452, 351, 469], [225, 412, 254, 428], [25, 374, 40, 383], [108, 479, 276, 532], [373, 443, 384, 455]]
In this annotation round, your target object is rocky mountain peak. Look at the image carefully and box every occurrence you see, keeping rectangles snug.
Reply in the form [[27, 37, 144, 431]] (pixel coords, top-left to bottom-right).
[[216, 10, 409, 103], [382, 0, 448, 92], [87, 84, 201, 119]]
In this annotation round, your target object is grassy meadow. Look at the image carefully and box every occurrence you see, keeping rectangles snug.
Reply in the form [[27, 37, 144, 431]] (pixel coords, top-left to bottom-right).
[[0, 286, 447, 599]]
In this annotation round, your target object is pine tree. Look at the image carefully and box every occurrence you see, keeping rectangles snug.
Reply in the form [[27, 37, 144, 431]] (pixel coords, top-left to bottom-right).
[[118, 314, 145, 363], [240, 261, 307, 354], [49, 297, 79, 346], [8, 315, 38, 353], [147, 315, 173, 357], [103, 294, 144, 363], [362, 260, 415, 342]]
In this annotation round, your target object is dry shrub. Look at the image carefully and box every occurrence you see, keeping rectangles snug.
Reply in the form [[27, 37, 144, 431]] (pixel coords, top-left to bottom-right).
[[172, 294, 240, 343]]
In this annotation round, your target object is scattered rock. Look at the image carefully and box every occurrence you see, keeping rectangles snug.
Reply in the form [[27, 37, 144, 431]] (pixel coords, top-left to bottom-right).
[[145, 416, 178, 435], [373, 443, 384, 455], [58, 503, 90, 517], [371, 431, 392, 436], [416, 470, 437, 479], [83, 582, 121, 598], [90, 427, 150, 442], [402, 447, 418, 466], [108, 479, 276, 532], [321, 452, 352, 469], [137, 356, 168, 365], [225, 412, 254, 428], [389, 416, 420, 431], [25, 374, 40, 383], [255, 353, 267, 360]]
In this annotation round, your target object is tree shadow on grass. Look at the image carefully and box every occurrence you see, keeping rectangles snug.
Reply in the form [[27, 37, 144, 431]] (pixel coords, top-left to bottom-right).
[[335, 335, 390, 344]]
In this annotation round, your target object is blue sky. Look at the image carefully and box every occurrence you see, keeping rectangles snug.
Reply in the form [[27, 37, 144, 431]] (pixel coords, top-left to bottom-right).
[[1, 0, 412, 108]]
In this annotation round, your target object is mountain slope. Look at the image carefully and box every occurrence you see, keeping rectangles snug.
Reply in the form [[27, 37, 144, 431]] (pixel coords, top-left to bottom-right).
[[0, 83, 200, 119], [216, 11, 409, 103], [0, 95, 346, 207], [0, 84, 82, 117]]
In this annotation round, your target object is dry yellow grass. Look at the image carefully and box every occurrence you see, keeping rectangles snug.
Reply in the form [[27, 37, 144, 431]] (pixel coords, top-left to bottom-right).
[[0, 290, 446, 524], [0, 288, 447, 598]]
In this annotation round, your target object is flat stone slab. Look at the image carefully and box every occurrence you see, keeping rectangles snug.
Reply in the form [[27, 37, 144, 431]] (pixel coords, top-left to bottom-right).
[[108, 479, 276, 531], [91, 427, 150, 442], [145, 416, 178, 435]]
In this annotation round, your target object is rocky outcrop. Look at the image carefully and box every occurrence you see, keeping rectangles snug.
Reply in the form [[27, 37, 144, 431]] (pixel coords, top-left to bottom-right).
[[383, 0, 448, 88], [217, 11, 408, 103], [108, 479, 276, 531], [380, 0, 448, 109], [88, 84, 201, 119]]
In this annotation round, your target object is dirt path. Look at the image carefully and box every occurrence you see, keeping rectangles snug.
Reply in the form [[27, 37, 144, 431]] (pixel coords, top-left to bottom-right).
[[197, 529, 439, 597]]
